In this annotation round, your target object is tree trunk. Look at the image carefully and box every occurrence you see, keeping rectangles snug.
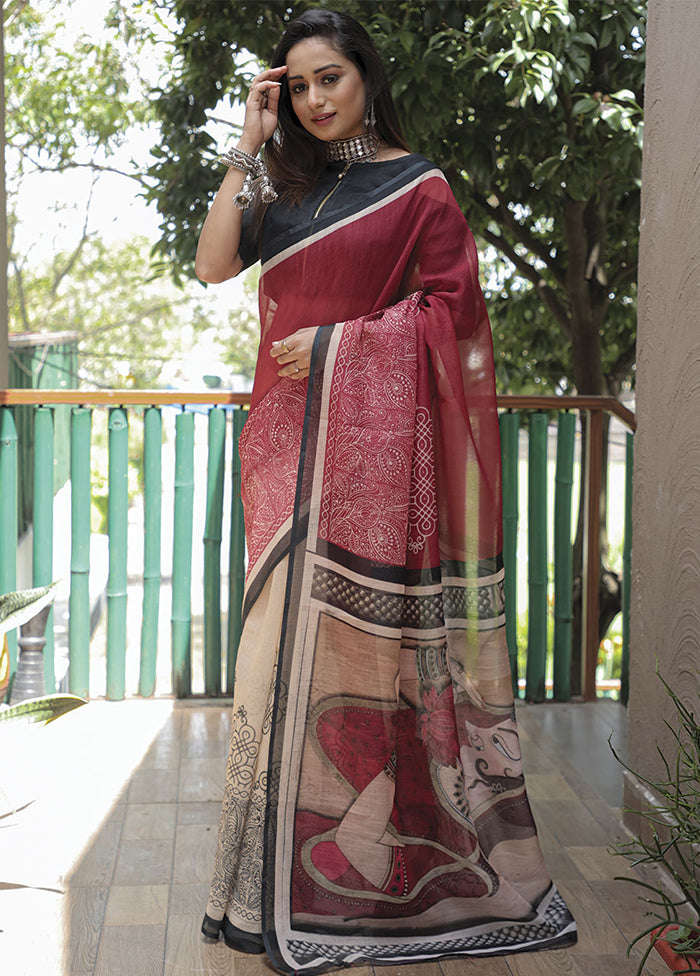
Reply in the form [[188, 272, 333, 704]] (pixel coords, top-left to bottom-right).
[[564, 197, 622, 697]]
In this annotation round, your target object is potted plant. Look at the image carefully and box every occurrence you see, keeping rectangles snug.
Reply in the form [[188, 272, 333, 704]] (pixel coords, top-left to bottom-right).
[[611, 671, 700, 974], [651, 925, 700, 973], [0, 582, 86, 724]]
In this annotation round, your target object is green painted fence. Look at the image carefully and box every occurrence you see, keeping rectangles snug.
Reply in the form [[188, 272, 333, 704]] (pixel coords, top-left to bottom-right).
[[0, 392, 635, 703]]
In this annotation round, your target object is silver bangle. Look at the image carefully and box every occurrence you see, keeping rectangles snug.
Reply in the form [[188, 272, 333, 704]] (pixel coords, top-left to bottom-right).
[[220, 146, 261, 174], [220, 146, 278, 210]]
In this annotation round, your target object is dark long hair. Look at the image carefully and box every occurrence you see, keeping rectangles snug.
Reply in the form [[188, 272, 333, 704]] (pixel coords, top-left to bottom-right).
[[265, 9, 409, 203]]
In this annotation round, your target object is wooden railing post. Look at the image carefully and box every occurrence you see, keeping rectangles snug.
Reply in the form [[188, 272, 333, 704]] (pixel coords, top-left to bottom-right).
[[582, 409, 604, 701], [621, 431, 634, 706], [553, 411, 576, 701]]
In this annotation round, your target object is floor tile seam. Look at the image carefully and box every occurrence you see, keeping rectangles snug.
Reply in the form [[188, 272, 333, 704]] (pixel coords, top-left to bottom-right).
[[533, 802, 613, 851], [566, 869, 640, 955], [86, 809, 125, 976], [161, 709, 188, 976], [568, 781, 626, 838], [524, 728, 626, 834]]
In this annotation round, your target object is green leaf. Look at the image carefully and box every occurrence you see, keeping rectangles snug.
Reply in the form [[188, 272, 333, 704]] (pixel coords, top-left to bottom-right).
[[571, 101, 597, 118], [398, 29, 414, 54], [0, 583, 59, 639], [0, 694, 88, 726]]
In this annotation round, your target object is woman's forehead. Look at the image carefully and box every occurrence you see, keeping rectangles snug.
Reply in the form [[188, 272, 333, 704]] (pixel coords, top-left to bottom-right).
[[285, 37, 351, 77]]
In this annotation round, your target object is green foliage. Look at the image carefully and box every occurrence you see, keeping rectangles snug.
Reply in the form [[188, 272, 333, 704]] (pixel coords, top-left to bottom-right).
[[219, 267, 263, 381], [5, 3, 260, 393], [147, 0, 644, 396], [8, 236, 257, 390], [0, 583, 86, 725], [0, 583, 59, 639], [5, 3, 153, 177], [0, 694, 87, 726]]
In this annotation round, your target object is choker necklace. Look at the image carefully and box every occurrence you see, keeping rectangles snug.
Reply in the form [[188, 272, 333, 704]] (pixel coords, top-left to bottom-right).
[[327, 131, 380, 163]]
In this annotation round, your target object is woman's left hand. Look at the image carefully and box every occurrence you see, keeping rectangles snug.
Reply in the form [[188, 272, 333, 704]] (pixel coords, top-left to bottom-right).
[[270, 327, 319, 380]]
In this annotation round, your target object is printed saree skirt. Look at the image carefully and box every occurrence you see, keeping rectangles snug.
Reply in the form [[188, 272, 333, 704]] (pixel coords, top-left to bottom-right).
[[203, 295, 576, 972]]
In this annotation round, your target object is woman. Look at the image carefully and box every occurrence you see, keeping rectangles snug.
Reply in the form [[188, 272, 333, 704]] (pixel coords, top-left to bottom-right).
[[197, 9, 575, 973]]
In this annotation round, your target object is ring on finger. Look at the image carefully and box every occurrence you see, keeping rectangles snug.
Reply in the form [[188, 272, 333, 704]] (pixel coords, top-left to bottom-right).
[[281, 340, 290, 354], [293, 363, 300, 373]]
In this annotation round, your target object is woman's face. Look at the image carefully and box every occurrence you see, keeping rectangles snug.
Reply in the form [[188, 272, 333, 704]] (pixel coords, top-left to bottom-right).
[[286, 37, 367, 143]]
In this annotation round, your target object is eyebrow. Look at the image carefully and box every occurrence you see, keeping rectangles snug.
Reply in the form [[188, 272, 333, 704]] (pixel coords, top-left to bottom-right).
[[287, 63, 343, 82]]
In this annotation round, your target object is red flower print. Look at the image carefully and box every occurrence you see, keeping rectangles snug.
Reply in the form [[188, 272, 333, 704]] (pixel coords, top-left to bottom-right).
[[418, 685, 460, 768]]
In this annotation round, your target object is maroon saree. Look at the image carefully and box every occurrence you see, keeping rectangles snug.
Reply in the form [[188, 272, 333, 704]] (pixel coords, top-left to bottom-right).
[[203, 155, 576, 971]]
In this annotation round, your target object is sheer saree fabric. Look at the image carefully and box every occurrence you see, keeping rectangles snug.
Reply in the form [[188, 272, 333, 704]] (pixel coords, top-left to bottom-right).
[[203, 156, 576, 972]]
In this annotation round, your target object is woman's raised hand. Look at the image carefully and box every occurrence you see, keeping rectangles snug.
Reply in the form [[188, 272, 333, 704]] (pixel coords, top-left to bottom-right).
[[239, 66, 288, 153], [270, 327, 319, 381]]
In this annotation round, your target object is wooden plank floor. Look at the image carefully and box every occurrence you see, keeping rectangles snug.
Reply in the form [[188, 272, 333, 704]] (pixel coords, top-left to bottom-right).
[[0, 698, 670, 976]]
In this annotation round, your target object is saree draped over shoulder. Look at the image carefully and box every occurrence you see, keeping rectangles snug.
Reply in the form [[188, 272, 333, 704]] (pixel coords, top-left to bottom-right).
[[203, 155, 576, 972]]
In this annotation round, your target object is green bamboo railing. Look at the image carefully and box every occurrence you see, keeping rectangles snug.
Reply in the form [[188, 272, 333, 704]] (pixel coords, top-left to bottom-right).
[[0, 407, 18, 672], [227, 408, 247, 694], [139, 407, 162, 697], [172, 410, 195, 699], [0, 390, 635, 703], [69, 407, 91, 697], [33, 406, 54, 692], [204, 407, 226, 697], [106, 408, 129, 700]]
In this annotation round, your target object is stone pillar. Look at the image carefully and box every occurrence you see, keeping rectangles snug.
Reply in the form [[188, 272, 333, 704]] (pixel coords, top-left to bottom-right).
[[627, 0, 700, 814]]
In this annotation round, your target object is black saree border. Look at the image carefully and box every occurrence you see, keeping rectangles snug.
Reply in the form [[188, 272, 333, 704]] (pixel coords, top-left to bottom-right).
[[260, 154, 437, 267], [268, 883, 576, 974], [262, 321, 336, 971], [241, 512, 307, 624]]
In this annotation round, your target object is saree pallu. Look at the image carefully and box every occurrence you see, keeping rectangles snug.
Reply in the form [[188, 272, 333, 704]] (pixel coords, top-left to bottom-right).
[[203, 156, 576, 972]]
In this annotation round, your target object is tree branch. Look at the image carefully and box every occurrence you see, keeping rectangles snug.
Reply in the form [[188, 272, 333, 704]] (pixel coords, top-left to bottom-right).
[[48, 176, 97, 302], [205, 114, 243, 131], [17, 151, 152, 189], [77, 299, 193, 339], [3, 0, 30, 27], [609, 262, 638, 292], [489, 187, 568, 289], [607, 341, 637, 384], [479, 224, 572, 340], [9, 257, 30, 331]]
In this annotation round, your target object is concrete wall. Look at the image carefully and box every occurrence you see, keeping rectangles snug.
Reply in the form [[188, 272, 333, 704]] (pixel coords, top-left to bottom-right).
[[628, 0, 700, 802]]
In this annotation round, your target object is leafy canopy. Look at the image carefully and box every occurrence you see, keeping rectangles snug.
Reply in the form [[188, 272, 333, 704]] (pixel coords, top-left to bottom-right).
[[5, 1, 259, 389], [146, 0, 645, 394], [5, 2, 153, 178]]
